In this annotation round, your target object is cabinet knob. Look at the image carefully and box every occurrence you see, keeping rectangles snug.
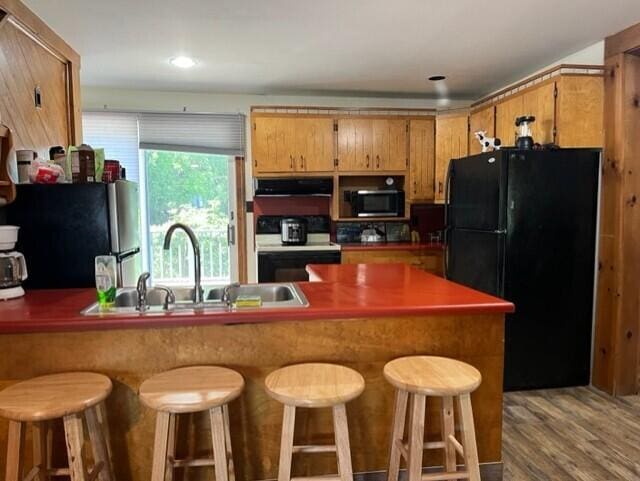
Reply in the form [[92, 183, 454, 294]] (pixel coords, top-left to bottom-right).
[[300, 155, 304, 170], [414, 180, 417, 194], [376, 155, 380, 169], [290, 155, 293, 169], [366, 154, 370, 168]]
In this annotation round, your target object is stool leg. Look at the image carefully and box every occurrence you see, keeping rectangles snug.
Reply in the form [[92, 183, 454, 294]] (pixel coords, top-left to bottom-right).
[[222, 404, 236, 481], [407, 394, 426, 481], [5, 420, 25, 481], [63, 413, 88, 481], [277, 405, 296, 481], [86, 406, 114, 481], [210, 406, 229, 481], [457, 394, 480, 481], [387, 389, 408, 481], [33, 421, 52, 481], [441, 396, 457, 473], [96, 403, 113, 469], [165, 413, 176, 481], [151, 412, 171, 481], [333, 404, 354, 481]]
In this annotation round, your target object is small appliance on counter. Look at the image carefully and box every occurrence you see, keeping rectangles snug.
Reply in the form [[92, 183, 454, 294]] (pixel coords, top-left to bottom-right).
[[280, 217, 308, 245], [255, 215, 340, 282], [0, 226, 28, 300]]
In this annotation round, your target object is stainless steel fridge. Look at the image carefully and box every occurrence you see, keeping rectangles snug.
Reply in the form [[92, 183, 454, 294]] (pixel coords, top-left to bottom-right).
[[6, 181, 142, 288], [444, 149, 600, 390]]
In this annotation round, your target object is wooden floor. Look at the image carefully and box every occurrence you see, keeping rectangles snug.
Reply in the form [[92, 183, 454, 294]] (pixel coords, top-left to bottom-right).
[[503, 386, 640, 480]]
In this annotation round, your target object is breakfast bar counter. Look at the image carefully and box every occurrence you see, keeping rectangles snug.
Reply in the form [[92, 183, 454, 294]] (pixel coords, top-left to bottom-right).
[[0, 264, 513, 481]]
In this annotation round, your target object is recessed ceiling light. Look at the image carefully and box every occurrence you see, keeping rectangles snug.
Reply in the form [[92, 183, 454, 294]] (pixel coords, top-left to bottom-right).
[[170, 56, 197, 69], [428, 75, 446, 81]]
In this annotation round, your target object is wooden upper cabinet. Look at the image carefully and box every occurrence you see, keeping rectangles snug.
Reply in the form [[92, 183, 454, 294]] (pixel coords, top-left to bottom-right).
[[253, 116, 334, 174], [522, 82, 556, 145], [0, 14, 80, 157], [253, 117, 294, 174], [408, 118, 435, 201], [294, 118, 334, 172], [555, 76, 604, 147], [435, 114, 468, 202], [384, 119, 408, 171], [495, 95, 523, 147], [469, 106, 496, 155], [338, 118, 373, 172], [340, 118, 407, 172]]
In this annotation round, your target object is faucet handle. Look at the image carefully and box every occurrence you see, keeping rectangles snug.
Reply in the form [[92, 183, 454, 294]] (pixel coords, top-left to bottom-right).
[[155, 285, 176, 311]]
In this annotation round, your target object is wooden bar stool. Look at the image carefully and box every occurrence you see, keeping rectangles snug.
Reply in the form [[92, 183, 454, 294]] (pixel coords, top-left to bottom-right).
[[139, 366, 244, 481], [0, 372, 114, 481], [384, 356, 482, 481], [265, 362, 365, 481]]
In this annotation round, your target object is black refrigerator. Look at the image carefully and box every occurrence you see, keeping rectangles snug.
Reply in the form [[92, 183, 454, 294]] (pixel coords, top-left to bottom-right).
[[5, 181, 142, 289], [445, 149, 600, 391]]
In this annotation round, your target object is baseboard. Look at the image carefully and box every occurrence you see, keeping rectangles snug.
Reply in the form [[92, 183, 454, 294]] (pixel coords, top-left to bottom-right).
[[353, 462, 503, 481]]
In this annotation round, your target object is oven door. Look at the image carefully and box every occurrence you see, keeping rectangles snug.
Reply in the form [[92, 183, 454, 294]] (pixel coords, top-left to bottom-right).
[[355, 191, 405, 217], [258, 251, 341, 283]]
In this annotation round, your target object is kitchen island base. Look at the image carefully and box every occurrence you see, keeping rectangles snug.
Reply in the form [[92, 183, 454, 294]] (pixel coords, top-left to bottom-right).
[[0, 313, 505, 481]]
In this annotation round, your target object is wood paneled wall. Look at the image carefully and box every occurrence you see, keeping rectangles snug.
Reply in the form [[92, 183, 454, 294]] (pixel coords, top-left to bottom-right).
[[0, 0, 82, 157], [592, 25, 640, 396]]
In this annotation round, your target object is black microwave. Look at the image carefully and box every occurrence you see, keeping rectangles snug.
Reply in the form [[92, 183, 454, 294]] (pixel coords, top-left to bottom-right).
[[350, 190, 405, 217]]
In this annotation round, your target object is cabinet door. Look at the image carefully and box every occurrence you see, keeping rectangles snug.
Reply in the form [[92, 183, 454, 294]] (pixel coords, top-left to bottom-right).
[[384, 119, 408, 171], [0, 22, 70, 157], [556, 76, 604, 147], [469, 106, 495, 155], [372, 119, 389, 171], [522, 82, 556, 145], [295, 118, 334, 172], [253, 117, 295, 174], [338, 118, 372, 171], [495, 95, 524, 147], [409, 119, 435, 201], [435, 115, 468, 202]]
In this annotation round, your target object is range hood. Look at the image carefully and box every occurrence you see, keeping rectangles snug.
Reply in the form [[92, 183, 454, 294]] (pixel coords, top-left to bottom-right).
[[254, 178, 333, 196]]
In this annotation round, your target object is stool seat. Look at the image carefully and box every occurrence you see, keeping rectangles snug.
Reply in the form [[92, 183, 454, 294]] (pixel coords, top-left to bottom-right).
[[139, 366, 244, 413], [383, 356, 481, 396], [0, 372, 112, 422], [265, 362, 364, 408]]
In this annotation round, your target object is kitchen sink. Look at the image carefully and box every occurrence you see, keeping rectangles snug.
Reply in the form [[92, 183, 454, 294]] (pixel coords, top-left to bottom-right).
[[81, 282, 308, 315]]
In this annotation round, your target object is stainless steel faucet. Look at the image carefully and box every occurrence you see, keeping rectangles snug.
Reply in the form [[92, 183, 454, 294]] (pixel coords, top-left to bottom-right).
[[155, 285, 176, 310], [136, 272, 151, 312], [163, 223, 203, 305]]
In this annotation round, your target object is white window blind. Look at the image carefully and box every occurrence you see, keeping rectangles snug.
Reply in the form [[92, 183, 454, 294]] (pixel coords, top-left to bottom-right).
[[82, 112, 140, 182], [138, 113, 245, 156]]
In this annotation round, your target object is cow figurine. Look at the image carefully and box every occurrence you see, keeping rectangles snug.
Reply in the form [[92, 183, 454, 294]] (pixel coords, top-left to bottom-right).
[[474, 131, 502, 152]]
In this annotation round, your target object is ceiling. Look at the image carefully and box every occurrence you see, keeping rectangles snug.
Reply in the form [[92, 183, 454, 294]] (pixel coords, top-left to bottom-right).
[[23, 0, 640, 99]]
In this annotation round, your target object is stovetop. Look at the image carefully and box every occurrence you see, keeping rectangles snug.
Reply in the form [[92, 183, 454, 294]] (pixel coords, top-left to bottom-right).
[[255, 233, 341, 252]]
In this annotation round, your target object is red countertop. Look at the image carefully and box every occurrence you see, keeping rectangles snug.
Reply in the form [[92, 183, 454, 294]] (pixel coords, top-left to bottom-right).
[[0, 264, 513, 334], [339, 242, 444, 252]]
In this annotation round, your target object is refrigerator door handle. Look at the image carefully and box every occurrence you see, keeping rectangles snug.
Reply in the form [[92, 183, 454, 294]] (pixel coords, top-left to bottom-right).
[[443, 160, 454, 279]]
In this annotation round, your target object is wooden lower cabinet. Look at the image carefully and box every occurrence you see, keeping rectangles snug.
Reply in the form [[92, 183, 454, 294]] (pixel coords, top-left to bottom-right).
[[341, 248, 443, 276]]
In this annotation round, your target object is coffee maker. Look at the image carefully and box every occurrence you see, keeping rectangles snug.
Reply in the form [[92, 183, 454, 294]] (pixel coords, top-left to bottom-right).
[[0, 226, 28, 300]]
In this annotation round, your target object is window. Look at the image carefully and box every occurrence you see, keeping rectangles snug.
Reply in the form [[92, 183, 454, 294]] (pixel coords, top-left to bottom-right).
[[82, 111, 245, 285]]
